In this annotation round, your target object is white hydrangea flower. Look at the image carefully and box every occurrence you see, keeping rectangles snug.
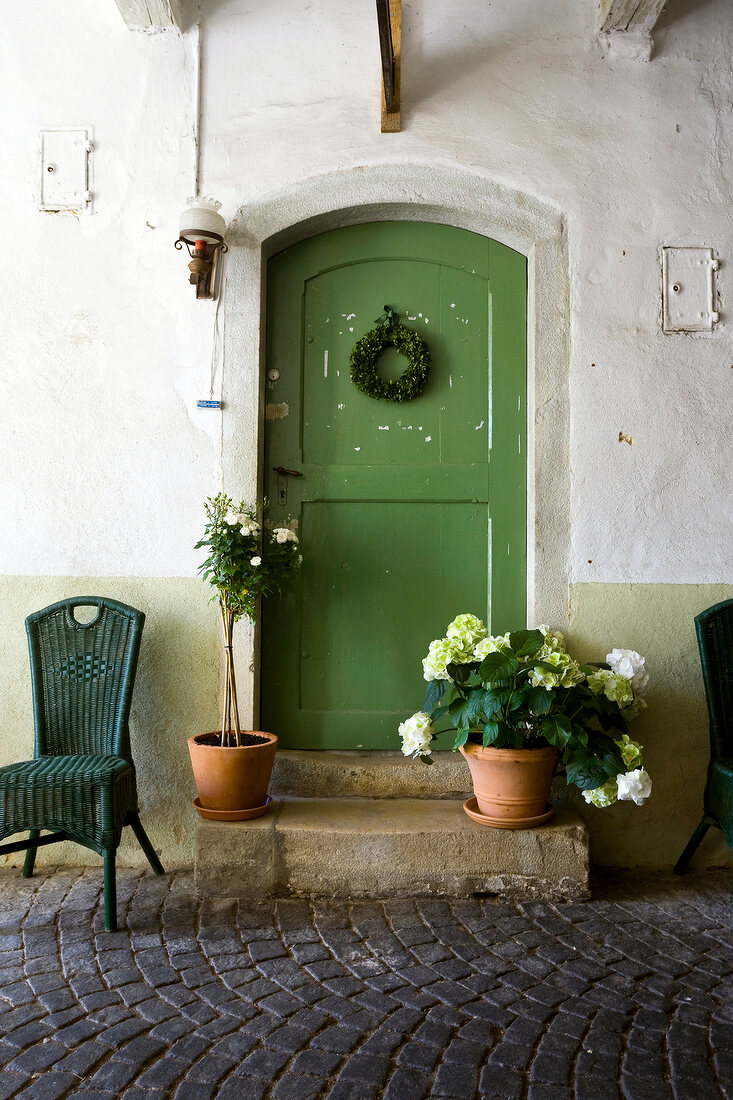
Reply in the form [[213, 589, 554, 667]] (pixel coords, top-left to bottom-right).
[[582, 778, 618, 808], [398, 711, 434, 758], [273, 527, 298, 544], [530, 651, 585, 691], [615, 734, 643, 768], [607, 649, 649, 696], [250, 556, 261, 567], [616, 768, 652, 805], [422, 636, 465, 681], [473, 633, 511, 661], [587, 669, 634, 708]]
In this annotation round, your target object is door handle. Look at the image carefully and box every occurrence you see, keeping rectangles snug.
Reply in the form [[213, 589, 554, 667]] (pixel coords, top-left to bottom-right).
[[273, 466, 303, 478]]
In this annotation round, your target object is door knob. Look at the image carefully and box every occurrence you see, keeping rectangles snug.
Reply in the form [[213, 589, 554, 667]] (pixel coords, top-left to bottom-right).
[[273, 466, 303, 477]]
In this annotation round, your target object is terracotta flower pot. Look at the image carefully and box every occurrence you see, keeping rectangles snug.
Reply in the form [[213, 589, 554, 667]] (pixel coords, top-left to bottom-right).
[[188, 731, 277, 812], [459, 742, 560, 825]]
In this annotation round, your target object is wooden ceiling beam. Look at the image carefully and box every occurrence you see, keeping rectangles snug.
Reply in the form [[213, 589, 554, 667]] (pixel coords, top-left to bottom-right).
[[112, 0, 185, 30], [597, 0, 667, 60], [378, 0, 401, 133]]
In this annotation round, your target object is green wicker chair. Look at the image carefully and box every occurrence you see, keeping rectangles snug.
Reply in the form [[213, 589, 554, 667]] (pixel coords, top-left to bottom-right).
[[0, 597, 164, 930], [674, 598, 733, 873]]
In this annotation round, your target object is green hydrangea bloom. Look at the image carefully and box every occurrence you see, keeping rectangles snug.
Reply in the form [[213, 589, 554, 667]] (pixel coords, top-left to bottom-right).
[[422, 636, 466, 681], [616, 733, 643, 768], [446, 613, 488, 656], [529, 651, 585, 690], [587, 669, 634, 708], [537, 625, 566, 654], [473, 633, 511, 661], [581, 778, 619, 808]]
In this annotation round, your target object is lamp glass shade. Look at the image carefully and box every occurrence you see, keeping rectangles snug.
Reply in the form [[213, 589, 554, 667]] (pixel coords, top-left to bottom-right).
[[179, 197, 226, 245]]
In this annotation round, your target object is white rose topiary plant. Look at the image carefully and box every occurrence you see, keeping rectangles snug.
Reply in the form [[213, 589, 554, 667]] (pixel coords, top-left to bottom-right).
[[196, 492, 301, 747]]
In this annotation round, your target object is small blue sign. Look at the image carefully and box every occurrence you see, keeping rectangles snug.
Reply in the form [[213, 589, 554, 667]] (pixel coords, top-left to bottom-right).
[[196, 400, 222, 409]]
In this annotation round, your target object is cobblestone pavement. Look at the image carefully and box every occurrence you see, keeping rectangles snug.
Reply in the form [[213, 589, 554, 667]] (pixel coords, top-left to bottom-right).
[[0, 870, 731, 1099]]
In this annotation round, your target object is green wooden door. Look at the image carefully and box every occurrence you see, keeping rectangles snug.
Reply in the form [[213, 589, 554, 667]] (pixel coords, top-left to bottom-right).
[[261, 222, 526, 750]]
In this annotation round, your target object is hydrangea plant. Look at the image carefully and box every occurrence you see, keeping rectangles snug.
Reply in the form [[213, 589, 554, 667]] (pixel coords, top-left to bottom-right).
[[399, 614, 651, 808], [196, 493, 301, 746]]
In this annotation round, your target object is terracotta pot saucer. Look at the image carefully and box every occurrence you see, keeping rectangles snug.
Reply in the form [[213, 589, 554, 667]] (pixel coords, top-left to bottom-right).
[[462, 796, 554, 829], [193, 796, 272, 821]]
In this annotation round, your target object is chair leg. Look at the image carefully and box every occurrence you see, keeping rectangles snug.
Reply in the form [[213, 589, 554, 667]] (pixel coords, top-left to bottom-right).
[[128, 813, 165, 875], [103, 850, 117, 932], [674, 818, 711, 874], [22, 830, 40, 878]]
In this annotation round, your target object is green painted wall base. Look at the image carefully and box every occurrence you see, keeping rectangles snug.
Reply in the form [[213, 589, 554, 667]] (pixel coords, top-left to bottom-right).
[[0, 577, 730, 873], [0, 577, 220, 871], [569, 582, 733, 870]]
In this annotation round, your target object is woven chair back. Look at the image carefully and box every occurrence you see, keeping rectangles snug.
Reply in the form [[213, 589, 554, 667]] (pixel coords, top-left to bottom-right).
[[25, 597, 145, 761], [695, 598, 733, 764]]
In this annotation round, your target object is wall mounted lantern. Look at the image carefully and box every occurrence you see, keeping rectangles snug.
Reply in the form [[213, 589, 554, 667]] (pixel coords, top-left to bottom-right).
[[175, 196, 228, 300]]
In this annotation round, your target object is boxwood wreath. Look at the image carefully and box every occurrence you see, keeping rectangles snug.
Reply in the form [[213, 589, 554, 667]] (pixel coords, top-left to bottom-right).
[[349, 307, 431, 403]]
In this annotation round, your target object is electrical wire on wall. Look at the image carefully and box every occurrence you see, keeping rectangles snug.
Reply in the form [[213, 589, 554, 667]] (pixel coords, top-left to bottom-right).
[[191, 4, 201, 199], [187, 3, 227, 480], [209, 256, 227, 403]]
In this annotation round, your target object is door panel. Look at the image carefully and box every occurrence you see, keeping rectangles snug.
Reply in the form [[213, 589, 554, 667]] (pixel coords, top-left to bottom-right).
[[261, 222, 526, 750], [298, 500, 488, 743]]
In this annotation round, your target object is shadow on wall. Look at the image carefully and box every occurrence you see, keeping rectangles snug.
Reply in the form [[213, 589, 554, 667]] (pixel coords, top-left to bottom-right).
[[655, 0, 723, 33]]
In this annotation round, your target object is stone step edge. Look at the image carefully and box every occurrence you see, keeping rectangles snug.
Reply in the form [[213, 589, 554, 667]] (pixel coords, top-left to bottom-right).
[[270, 749, 574, 802], [194, 798, 590, 903]]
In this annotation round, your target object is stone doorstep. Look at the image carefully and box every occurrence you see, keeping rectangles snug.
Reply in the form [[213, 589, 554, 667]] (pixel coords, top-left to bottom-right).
[[270, 749, 574, 801], [194, 799, 590, 902]]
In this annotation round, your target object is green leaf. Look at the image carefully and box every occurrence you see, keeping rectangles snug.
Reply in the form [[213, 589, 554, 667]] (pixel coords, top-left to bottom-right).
[[513, 629, 544, 657], [555, 714, 572, 738], [527, 687, 552, 715], [423, 678, 448, 712], [448, 697, 467, 720], [508, 726, 525, 748], [446, 661, 479, 685], [466, 692, 485, 723], [571, 723, 589, 747], [508, 689, 527, 711], [482, 721, 500, 746], [419, 755, 434, 766], [479, 654, 521, 683], [479, 652, 510, 677], [540, 715, 571, 749], [532, 660, 562, 673], [564, 750, 611, 791], [453, 728, 469, 750], [480, 688, 499, 713]]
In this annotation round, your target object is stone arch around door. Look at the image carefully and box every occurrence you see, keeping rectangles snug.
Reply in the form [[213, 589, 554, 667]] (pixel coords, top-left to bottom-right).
[[221, 164, 570, 727]]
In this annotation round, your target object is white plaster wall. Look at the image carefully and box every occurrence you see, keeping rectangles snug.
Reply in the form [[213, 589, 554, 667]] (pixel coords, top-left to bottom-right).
[[1, 0, 730, 584], [1, 0, 732, 868], [0, 3, 221, 578]]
